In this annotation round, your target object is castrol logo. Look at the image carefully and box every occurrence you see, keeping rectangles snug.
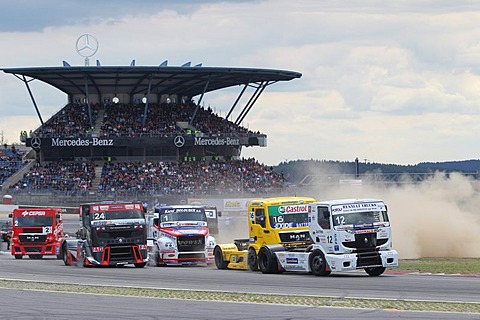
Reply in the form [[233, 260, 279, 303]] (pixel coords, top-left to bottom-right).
[[279, 205, 309, 214]]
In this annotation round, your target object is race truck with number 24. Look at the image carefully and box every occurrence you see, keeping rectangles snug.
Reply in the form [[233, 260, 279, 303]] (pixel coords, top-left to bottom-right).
[[62, 201, 148, 267], [214, 196, 317, 271], [255, 198, 398, 276]]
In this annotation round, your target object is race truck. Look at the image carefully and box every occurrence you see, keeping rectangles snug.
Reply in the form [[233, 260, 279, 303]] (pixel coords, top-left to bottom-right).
[[255, 198, 398, 276], [62, 201, 148, 268], [147, 205, 216, 266], [214, 196, 317, 271], [9, 207, 64, 259]]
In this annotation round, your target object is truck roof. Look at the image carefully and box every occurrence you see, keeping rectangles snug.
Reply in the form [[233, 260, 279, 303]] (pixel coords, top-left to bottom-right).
[[314, 198, 384, 206], [249, 196, 316, 207]]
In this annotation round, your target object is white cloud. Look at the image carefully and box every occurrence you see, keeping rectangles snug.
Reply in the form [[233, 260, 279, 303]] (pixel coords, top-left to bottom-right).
[[2, 0, 480, 165]]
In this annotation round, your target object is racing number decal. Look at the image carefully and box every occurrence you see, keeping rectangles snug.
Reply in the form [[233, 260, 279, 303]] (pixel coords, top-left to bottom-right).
[[335, 216, 345, 225], [93, 212, 105, 220], [326, 235, 333, 243], [43, 226, 52, 233]]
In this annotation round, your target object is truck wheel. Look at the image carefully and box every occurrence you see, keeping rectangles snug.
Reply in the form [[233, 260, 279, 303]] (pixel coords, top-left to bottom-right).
[[309, 250, 331, 276], [214, 246, 228, 269], [364, 266, 386, 276], [134, 262, 147, 268], [155, 252, 166, 267], [257, 246, 279, 274], [14, 254, 23, 260], [247, 248, 258, 271], [62, 243, 70, 266]]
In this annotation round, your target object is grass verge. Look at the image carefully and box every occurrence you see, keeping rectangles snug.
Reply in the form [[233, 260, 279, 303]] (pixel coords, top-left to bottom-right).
[[0, 279, 478, 314], [393, 258, 480, 275]]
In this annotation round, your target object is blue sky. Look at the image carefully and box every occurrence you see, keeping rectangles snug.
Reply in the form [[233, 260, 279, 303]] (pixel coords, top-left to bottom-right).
[[1, 0, 480, 166]]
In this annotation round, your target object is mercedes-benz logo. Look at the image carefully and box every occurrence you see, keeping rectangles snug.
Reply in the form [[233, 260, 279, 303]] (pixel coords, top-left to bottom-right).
[[76, 33, 99, 58], [31, 137, 41, 149], [174, 136, 185, 148]]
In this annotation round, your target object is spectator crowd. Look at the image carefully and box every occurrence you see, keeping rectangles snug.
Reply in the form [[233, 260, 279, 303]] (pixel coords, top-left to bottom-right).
[[10, 158, 285, 196]]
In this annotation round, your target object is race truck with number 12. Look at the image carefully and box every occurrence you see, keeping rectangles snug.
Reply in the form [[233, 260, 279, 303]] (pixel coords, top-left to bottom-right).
[[255, 198, 398, 276], [214, 196, 317, 271], [62, 201, 148, 267]]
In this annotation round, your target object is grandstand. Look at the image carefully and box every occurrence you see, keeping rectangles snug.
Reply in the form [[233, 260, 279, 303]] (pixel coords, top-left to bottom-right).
[[0, 62, 301, 205]]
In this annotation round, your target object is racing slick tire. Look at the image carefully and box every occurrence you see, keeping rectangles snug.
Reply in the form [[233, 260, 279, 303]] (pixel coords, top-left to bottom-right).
[[258, 245, 283, 274], [309, 250, 331, 276], [247, 247, 258, 271], [155, 251, 166, 267], [62, 243, 70, 266], [214, 246, 228, 269], [134, 262, 147, 268], [364, 266, 386, 276], [14, 254, 23, 259]]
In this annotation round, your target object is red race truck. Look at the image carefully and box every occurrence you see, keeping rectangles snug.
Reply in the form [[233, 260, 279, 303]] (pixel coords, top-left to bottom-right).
[[9, 207, 64, 259]]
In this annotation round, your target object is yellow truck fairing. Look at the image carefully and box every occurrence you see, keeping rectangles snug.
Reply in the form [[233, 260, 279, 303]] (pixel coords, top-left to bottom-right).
[[214, 196, 316, 271]]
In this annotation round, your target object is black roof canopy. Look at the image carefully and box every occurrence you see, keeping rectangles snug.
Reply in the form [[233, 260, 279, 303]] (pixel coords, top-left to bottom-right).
[[2, 65, 302, 98]]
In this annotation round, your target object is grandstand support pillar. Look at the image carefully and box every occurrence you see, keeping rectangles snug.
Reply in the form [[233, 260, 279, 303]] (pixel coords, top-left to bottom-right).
[[235, 81, 268, 126], [142, 75, 153, 128], [226, 82, 248, 121], [18, 75, 44, 125], [190, 75, 210, 125], [84, 74, 93, 128]]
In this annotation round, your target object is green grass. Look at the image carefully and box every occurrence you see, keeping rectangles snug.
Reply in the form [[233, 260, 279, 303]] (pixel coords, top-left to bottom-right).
[[392, 258, 480, 275]]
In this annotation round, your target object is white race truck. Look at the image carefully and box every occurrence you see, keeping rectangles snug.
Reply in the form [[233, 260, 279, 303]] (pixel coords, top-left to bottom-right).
[[256, 199, 398, 276], [147, 205, 216, 266]]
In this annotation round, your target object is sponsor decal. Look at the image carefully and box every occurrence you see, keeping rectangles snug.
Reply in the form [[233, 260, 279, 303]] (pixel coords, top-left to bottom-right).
[[22, 210, 46, 216], [286, 257, 299, 264], [51, 137, 114, 147], [331, 202, 385, 214], [194, 137, 240, 146]]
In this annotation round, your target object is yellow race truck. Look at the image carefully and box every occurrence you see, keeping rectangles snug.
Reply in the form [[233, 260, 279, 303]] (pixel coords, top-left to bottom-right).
[[214, 196, 316, 270]]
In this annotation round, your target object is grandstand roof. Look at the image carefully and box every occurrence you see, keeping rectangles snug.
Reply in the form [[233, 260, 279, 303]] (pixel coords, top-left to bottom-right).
[[1, 65, 302, 98]]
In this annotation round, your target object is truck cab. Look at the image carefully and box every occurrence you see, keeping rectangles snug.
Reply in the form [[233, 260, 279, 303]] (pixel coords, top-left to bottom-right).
[[9, 208, 64, 259], [213, 196, 316, 271]]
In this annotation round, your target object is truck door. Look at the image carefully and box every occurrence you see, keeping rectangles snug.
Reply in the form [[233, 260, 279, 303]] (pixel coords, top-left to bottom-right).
[[250, 207, 266, 245], [317, 206, 334, 251]]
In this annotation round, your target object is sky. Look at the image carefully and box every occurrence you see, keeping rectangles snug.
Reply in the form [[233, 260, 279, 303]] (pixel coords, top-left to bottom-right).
[[1, 0, 480, 166]]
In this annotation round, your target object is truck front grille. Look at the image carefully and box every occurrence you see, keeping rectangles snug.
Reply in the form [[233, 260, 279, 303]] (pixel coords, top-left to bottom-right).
[[19, 234, 47, 243], [177, 236, 205, 252], [343, 233, 387, 251], [279, 231, 310, 244], [108, 245, 134, 261]]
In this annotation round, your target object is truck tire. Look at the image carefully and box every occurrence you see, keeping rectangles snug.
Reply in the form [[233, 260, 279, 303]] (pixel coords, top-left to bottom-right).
[[214, 246, 228, 269], [14, 254, 22, 259], [257, 246, 279, 274], [247, 248, 258, 271], [62, 243, 70, 266], [364, 266, 386, 276], [155, 251, 166, 267], [134, 262, 147, 268], [309, 250, 331, 276]]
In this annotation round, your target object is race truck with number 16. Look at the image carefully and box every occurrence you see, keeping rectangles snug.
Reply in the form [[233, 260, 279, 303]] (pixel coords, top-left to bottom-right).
[[62, 201, 148, 267], [214, 196, 317, 271], [9, 207, 64, 259], [255, 198, 398, 276]]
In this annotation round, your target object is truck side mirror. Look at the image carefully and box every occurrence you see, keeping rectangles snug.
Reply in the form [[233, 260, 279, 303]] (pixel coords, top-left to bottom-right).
[[218, 211, 222, 217], [8, 213, 12, 218]]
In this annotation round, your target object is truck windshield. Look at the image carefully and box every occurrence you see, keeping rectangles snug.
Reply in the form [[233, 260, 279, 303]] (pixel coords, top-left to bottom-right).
[[332, 210, 389, 227], [101, 210, 144, 220], [268, 204, 309, 228], [160, 212, 207, 222], [14, 216, 53, 227]]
